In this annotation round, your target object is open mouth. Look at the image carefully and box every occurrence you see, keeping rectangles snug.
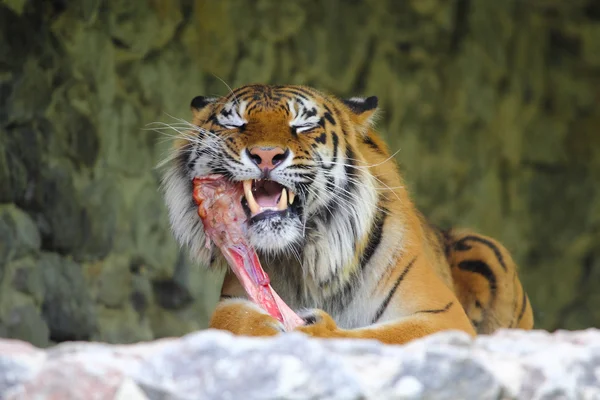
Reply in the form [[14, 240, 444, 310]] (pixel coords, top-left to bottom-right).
[[242, 179, 298, 221]]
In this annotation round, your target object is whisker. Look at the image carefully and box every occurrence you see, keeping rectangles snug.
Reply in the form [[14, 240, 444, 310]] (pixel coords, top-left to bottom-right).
[[319, 170, 392, 216], [343, 148, 402, 168], [212, 74, 239, 106]]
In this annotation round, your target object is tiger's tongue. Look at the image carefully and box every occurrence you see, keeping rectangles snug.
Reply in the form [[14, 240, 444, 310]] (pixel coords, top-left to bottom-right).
[[254, 181, 282, 207]]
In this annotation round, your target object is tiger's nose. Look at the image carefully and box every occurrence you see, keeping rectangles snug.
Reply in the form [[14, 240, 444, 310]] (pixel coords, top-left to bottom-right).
[[247, 146, 290, 170]]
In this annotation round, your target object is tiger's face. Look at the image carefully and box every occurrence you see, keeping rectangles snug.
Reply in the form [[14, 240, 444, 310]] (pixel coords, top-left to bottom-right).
[[162, 85, 381, 278]]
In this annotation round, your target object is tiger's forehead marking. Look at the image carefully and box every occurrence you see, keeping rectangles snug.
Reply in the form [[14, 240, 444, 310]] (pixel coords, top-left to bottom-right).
[[231, 85, 288, 113], [218, 89, 325, 134]]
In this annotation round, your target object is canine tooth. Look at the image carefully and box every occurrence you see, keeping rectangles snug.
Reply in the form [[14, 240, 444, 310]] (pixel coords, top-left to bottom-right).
[[243, 180, 260, 215], [288, 190, 295, 205], [278, 188, 288, 211], [243, 179, 252, 196]]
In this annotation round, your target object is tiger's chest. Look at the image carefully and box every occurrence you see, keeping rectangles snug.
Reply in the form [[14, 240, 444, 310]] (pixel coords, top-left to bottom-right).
[[262, 257, 385, 329]]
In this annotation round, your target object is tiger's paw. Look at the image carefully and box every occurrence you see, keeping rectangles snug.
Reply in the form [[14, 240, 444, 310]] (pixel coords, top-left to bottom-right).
[[209, 299, 284, 337], [295, 309, 344, 339]]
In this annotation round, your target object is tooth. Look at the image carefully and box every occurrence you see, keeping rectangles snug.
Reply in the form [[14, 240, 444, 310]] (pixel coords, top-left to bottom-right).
[[243, 179, 251, 197], [278, 188, 288, 211], [243, 180, 261, 215], [288, 190, 295, 205]]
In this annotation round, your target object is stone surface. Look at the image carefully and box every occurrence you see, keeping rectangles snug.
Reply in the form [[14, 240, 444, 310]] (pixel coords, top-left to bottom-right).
[[0, 329, 598, 399], [39, 253, 98, 342], [0, 0, 599, 346], [0, 205, 40, 267]]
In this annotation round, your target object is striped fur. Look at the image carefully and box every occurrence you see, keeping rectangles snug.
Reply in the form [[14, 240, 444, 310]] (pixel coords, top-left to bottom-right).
[[161, 84, 534, 344]]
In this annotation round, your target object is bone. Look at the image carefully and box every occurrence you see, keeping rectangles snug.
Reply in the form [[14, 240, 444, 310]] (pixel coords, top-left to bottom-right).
[[192, 176, 304, 331]]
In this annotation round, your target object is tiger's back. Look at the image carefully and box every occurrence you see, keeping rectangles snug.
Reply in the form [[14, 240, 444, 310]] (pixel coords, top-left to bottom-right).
[[341, 107, 534, 334]]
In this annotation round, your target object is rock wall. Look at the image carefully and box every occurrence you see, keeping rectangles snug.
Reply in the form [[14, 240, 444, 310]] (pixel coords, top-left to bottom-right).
[[0, 0, 599, 345]]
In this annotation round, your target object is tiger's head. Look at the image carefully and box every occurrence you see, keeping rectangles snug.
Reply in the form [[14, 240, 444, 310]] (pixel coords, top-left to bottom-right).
[[162, 84, 388, 284]]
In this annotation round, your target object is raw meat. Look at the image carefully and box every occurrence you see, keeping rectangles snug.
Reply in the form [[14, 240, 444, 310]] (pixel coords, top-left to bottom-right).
[[192, 175, 304, 331]]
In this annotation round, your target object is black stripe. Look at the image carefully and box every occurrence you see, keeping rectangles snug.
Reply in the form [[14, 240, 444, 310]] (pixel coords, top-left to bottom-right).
[[278, 87, 315, 98], [315, 133, 327, 144], [209, 164, 235, 181], [288, 163, 313, 170], [331, 132, 339, 162], [269, 93, 284, 103], [372, 257, 417, 323], [344, 146, 358, 183], [315, 149, 378, 292], [457, 260, 498, 299], [363, 136, 382, 153], [221, 143, 245, 165], [176, 148, 197, 210], [325, 175, 335, 195], [246, 102, 260, 115], [303, 107, 317, 118], [415, 301, 454, 314], [228, 86, 261, 100], [454, 236, 507, 271], [223, 140, 238, 155], [232, 88, 253, 98], [319, 203, 387, 304], [277, 88, 310, 101], [342, 146, 360, 239], [220, 294, 233, 300], [321, 132, 338, 170], [324, 112, 336, 126], [178, 144, 195, 173], [358, 208, 386, 270], [207, 114, 220, 126], [516, 289, 528, 324], [314, 195, 336, 226], [344, 146, 359, 183]]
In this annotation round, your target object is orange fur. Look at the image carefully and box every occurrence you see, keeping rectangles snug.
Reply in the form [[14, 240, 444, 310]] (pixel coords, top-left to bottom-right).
[[167, 84, 533, 345]]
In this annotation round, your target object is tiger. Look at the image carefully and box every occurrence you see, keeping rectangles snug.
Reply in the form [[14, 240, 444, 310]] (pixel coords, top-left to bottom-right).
[[161, 84, 534, 345]]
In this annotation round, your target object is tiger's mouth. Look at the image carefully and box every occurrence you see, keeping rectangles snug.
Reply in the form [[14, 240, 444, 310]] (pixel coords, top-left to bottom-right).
[[241, 179, 300, 222]]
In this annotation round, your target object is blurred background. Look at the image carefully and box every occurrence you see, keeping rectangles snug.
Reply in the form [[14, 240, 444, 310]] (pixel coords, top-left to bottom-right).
[[0, 0, 598, 347]]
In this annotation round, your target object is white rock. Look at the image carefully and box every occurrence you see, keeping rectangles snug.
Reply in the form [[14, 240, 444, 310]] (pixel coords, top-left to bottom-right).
[[0, 329, 597, 399]]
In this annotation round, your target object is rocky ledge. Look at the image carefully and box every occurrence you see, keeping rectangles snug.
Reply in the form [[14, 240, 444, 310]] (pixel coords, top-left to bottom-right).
[[0, 329, 598, 400]]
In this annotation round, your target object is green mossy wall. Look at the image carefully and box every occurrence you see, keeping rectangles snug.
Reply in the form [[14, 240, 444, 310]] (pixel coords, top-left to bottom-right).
[[0, 0, 598, 345]]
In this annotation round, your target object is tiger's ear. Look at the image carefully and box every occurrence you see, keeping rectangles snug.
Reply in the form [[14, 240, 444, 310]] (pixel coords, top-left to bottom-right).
[[190, 96, 218, 119], [342, 96, 379, 133]]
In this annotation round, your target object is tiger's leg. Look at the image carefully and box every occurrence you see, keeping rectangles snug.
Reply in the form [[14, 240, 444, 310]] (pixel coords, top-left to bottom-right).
[[211, 269, 284, 337], [210, 256, 477, 345], [443, 229, 534, 333]]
